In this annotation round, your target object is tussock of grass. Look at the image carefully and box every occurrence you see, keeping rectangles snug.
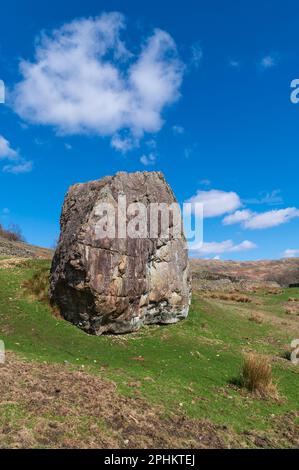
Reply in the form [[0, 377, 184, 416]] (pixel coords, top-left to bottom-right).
[[240, 354, 278, 398], [23, 265, 50, 303], [285, 305, 299, 315], [266, 288, 283, 295], [249, 313, 263, 324], [206, 292, 252, 303]]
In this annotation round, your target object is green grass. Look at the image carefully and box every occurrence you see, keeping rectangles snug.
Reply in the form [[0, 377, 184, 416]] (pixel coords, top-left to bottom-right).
[[0, 259, 298, 438]]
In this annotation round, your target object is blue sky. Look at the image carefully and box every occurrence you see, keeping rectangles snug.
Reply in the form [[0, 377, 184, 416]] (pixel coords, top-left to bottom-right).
[[0, 0, 299, 260]]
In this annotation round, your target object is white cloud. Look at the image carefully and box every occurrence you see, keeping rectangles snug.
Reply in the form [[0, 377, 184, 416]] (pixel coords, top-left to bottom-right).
[[140, 153, 156, 166], [184, 147, 192, 159], [243, 189, 283, 206], [172, 125, 184, 134], [190, 42, 203, 68], [229, 60, 240, 68], [0, 135, 18, 160], [223, 207, 299, 229], [12, 13, 184, 151], [283, 249, 299, 258], [145, 139, 156, 149], [34, 138, 46, 146], [223, 209, 252, 225], [191, 239, 257, 255], [186, 189, 242, 218], [244, 207, 299, 229], [111, 134, 137, 153], [260, 55, 276, 69], [0, 135, 32, 174], [200, 179, 211, 187], [0, 79, 5, 103], [3, 160, 33, 174]]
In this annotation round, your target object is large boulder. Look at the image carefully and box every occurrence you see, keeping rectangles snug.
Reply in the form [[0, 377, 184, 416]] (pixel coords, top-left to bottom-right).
[[50, 171, 191, 335]]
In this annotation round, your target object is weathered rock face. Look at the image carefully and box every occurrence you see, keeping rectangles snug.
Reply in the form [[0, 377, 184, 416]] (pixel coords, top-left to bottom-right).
[[50, 171, 191, 335]]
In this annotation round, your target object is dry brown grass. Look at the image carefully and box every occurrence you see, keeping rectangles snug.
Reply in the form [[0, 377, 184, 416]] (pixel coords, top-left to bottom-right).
[[249, 313, 263, 324], [266, 288, 283, 295], [285, 304, 299, 315], [0, 258, 28, 269], [240, 354, 278, 398], [206, 292, 252, 303], [0, 353, 225, 449]]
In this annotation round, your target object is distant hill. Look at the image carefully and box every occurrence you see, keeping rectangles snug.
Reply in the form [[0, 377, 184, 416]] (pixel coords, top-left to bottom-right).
[[0, 237, 53, 259], [190, 258, 299, 289]]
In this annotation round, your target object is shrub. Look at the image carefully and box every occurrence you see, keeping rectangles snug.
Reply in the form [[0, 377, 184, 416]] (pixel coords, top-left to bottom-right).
[[0, 223, 25, 242], [240, 353, 278, 398]]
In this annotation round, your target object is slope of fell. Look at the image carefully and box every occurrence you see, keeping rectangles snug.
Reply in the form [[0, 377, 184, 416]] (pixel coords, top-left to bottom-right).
[[190, 258, 299, 289], [0, 238, 53, 260]]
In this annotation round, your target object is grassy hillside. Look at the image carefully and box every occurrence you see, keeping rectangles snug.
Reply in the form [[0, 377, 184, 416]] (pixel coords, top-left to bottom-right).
[[0, 259, 298, 448]]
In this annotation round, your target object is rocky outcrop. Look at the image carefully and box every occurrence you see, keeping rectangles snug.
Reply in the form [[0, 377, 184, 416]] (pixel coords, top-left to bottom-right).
[[50, 171, 191, 335]]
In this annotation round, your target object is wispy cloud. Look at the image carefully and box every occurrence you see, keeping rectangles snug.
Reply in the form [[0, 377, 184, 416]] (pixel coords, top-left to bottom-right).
[[243, 190, 283, 206], [0, 135, 32, 174], [190, 42, 203, 68], [172, 125, 184, 135], [0, 135, 19, 160], [145, 139, 156, 149], [283, 248, 299, 258], [140, 153, 156, 166], [191, 239, 257, 256], [12, 13, 185, 152], [199, 179, 211, 187], [260, 54, 277, 69], [184, 147, 192, 159], [3, 160, 33, 174], [229, 60, 240, 68], [223, 207, 299, 229]]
